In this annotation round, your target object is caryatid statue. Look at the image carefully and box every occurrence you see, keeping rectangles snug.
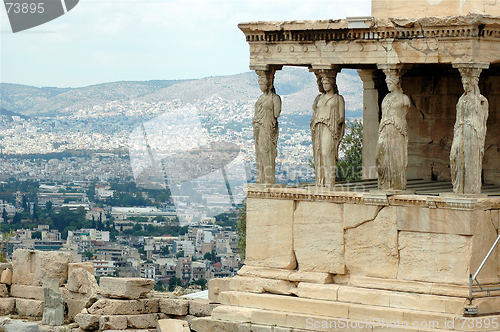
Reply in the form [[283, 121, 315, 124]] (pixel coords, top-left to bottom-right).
[[310, 69, 345, 187], [375, 66, 411, 190], [253, 69, 282, 184], [450, 64, 489, 194]]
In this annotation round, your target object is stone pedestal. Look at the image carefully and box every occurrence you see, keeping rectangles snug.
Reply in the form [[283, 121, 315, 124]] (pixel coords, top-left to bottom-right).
[[204, 187, 500, 331]]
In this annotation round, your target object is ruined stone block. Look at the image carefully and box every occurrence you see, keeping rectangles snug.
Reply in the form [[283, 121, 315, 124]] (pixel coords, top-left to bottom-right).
[[12, 249, 72, 286], [159, 298, 189, 315], [16, 298, 44, 317], [87, 298, 159, 315], [99, 315, 127, 331], [75, 313, 100, 331], [1, 268, 12, 285], [98, 277, 154, 299], [157, 319, 190, 332]]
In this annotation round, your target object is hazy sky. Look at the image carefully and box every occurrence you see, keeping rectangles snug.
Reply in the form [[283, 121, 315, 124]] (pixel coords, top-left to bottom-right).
[[0, 0, 371, 88]]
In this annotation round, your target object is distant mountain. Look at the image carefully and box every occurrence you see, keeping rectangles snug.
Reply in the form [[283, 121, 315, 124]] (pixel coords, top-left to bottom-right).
[[0, 68, 363, 118], [0, 80, 188, 117]]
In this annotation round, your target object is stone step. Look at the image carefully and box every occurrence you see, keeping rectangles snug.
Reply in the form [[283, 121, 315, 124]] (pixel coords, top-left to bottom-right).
[[211, 303, 500, 331], [217, 291, 500, 331], [299, 283, 467, 314]]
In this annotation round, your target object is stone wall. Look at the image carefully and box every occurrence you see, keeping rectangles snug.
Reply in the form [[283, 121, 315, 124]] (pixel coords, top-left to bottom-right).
[[245, 189, 500, 290]]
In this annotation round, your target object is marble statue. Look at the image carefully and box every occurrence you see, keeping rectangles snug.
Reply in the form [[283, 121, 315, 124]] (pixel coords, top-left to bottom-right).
[[375, 69, 411, 190], [311, 71, 345, 187], [253, 70, 282, 184], [450, 68, 489, 194]]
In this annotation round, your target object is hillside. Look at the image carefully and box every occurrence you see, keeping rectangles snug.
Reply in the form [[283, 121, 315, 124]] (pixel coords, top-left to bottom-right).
[[0, 67, 363, 119]]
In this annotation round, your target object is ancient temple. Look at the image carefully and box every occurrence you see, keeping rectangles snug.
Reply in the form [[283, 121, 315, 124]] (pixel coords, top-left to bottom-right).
[[199, 1, 500, 331]]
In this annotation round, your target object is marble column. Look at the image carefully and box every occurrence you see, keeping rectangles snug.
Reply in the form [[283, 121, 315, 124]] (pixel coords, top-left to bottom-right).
[[253, 68, 282, 184], [450, 62, 490, 194], [376, 64, 411, 190], [357, 69, 380, 180]]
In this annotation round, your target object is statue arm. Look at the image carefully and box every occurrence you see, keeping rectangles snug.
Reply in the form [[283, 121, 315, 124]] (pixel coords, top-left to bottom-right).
[[273, 94, 282, 118], [338, 95, 346, 137], [403, 94, 411, 116]]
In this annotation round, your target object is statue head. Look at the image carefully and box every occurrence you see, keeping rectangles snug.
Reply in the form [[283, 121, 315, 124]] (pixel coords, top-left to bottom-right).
[[458, 67, 481, 94], [385, 73, 401, 92], [321, 76, 338, 94], [256, 70, 275, 93]]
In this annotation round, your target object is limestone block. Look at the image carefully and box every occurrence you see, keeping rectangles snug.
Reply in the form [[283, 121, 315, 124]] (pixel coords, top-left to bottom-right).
[[237, 266, 291, 280], [211, 305, 252, 323], [296, 283, 340, 301], [288, 271, 333, 284], [1, 268, 12, 285], [0, 284, 7, 298], [99, 315, 127, 331], [12, 249, 72, 286], [188, 299, 219, 317], [348, 302, 404, 322], [67, 268, 98, 295], [159, 298, 189, 315], [218, 291, 349, 318], [389, 291, 465, 314], [98, 277, 154, 299], [157, 319, 190, 332], [127, 314, 157, 329], [75, 313, 100, 331], [0, 298, 15, 315], [338, 286, 390, 306], [344, 203, 382, 229], [246, 198, 296, 269], [88, 298, 159, 315], [345, 206, 399, 278], [68, 262, 94, 276], [0, 320, 40, 332], [41, 278, 64, 326], [10, 284, 44, 300], [66, 298, 87, 322], [190, 317, 240, 332], [396, 206, 474, 235], [16, 298, 44, 317], [229, 276, 295, 295], [208, 277, 230, 303], [398, 231, 471, 284], [471, 210, 499, 285], [293, 201, 345, 274]]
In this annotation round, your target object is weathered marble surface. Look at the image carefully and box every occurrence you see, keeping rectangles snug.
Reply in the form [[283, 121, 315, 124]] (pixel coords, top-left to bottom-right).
[[451, 64, 489, 194], [310, 69, 345, 187], [376, 66, 411, 190], [253, 69, 281, 184]]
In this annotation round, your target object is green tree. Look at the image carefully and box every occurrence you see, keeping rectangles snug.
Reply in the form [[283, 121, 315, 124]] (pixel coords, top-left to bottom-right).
[[176, 250, 184, 258], [191, 278, 207, 290], [1, 208, 8, 223], [45, 201, 52, 213], [168, 277, 182, 291], [336, 120, 363, 182], [32, 231, 42, 239], [203, 252, 212, 261], [154, 280, 165, 292], [161, 246, 169, 256], [236, 202, 247, 260]]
